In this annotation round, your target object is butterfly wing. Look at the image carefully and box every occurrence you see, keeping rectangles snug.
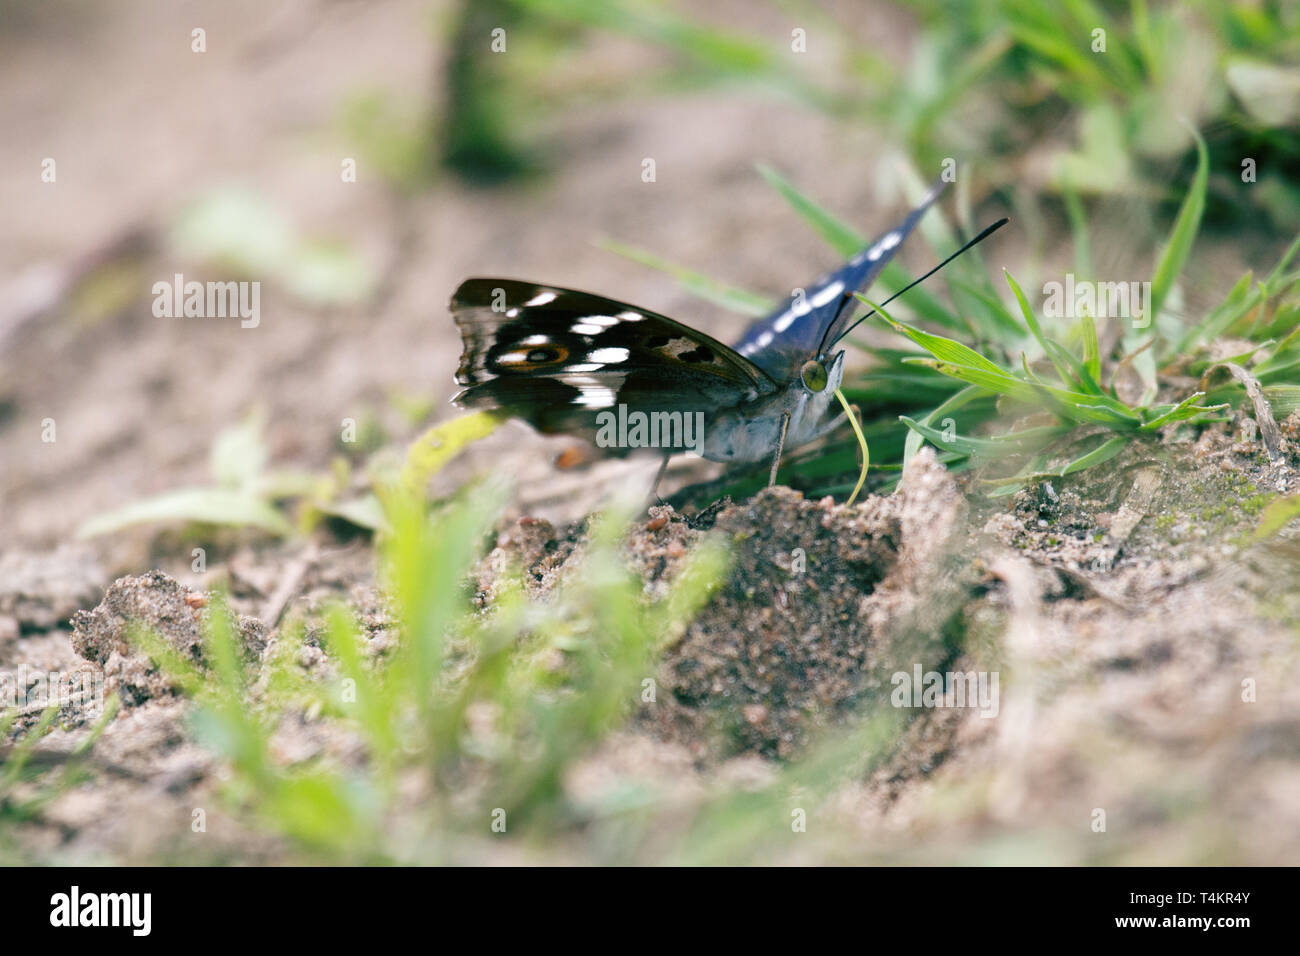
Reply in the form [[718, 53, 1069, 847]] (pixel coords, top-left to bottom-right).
[[732, 179, 947, 380], [451, 278, 778, 443]]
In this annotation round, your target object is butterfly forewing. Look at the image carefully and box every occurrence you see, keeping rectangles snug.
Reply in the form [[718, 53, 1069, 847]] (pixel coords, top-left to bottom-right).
[[732, 179, 947, 380], [451, 278, 776, 439]]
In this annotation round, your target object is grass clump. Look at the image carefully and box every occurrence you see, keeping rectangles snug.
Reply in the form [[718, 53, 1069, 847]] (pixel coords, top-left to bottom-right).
[[112, 432, 728, 862], [607, 131, 1299, 501]]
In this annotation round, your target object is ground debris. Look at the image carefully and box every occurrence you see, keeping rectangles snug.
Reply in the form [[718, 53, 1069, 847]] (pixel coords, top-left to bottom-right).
[[0, 546, 105, 634], [70, 571, 268, 705]]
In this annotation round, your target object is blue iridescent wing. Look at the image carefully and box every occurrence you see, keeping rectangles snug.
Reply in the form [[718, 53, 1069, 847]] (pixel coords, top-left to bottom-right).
[[732, 180, 947, 381]]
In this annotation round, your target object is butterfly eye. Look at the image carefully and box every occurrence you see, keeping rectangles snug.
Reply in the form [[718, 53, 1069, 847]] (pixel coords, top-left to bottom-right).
[[800, 360, 828, 392]]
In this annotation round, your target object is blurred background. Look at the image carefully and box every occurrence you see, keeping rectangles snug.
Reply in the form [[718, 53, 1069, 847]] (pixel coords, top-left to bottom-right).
[[3, 0, 1297, 542]]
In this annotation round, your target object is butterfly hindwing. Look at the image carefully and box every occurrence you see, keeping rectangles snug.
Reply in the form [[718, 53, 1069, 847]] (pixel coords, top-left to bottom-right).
[[451, 278, 777, 439], [732, 179, 947, 380]]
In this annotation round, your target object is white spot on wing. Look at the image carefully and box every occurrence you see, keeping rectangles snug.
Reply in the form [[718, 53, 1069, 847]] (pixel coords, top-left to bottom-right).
[[566, 363, 603, 372], [571, 323, 602, 335], [519, 334, 550, 346], [773, 310, 796, 333], [616, 310, 643, 321], [865, 231, 901, 262], [588, 347, 629, 363], [574, 386, 617, 408], [583, 314, 621, 327], [525, 291, 557, 307], [811, 280, 845, 308]]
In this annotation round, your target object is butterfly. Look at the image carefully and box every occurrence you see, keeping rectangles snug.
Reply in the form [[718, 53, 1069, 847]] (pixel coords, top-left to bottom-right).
[[451, 180, 997, 487]]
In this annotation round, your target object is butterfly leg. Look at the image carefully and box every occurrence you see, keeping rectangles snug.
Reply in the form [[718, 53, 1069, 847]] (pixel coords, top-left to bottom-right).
[[648, 454, 670, 502], [767, 412, 790, 488]]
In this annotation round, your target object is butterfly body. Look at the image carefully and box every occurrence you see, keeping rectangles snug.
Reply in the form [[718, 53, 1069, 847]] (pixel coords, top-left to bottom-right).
[[700, 349, 844, 462], [450, 180, 949, 478]]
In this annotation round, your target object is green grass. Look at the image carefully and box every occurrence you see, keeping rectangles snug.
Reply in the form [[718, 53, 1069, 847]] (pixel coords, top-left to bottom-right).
[[9, 411, 962, 865], [443, 1, 1300, 231], [607, 131, 1300, 501], [0, 699, 120, 863], [85, 428, 728, 862]]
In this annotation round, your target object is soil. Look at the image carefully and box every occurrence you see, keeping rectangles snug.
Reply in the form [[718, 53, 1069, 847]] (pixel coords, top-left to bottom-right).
[[3, 1, 1299, 865]]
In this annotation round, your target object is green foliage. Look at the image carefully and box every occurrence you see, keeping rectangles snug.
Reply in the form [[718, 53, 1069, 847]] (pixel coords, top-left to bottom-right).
[[480, 0, 1299, 232], [129, 461, 728, 861], [1254, 493, 1300, 540], [77, 412, 307, 538], [606, 140, 1299, 499], [76, 404, 508, 540], [172, 187, 375, 305], [0, 698, 120, 861], [339, 90, 438, 193], [888, 0, 1300, 227], [440, 0, 540, 184]]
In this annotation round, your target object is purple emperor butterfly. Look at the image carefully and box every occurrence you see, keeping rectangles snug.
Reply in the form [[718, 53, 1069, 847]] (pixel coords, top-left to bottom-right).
[[451, 180, 998, 485]]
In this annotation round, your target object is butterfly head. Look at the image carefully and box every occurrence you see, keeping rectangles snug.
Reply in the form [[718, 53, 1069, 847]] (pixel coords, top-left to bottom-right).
[[800, 347, 844, 395]]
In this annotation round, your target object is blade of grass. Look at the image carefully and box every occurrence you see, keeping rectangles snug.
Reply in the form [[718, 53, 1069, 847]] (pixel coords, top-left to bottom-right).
[[982, 434, 1130, 494], [1004, 269, 1086, 387], [755, 163, 864, 257], [595, 237, 773, 317], [1151, 125, 1208, 336], [900, 415, 1069, 458]]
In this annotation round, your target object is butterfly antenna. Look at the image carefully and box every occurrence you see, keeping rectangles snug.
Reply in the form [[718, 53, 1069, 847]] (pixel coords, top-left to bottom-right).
[[828, 216, 1010, 350]]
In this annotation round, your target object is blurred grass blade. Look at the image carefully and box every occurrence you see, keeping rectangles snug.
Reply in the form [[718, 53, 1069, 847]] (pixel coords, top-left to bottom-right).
[[900, 415, 1067, 458], [1080, 312, 1101, 384], [755, 163, 864, 257], [76, 488, 294, 539], [1171, 271, 1259, 357], [1254, 494, 1300, 540], [1151, 126, 1208, 328], [596, 237, 773, 316], [400, 410, 506, 493]]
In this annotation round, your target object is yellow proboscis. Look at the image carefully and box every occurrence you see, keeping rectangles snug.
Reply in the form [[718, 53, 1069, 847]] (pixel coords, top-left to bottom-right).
[[834, 388, 869, 506]]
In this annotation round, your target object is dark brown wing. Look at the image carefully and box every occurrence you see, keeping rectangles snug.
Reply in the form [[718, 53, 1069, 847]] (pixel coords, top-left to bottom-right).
[[450, 278, 778, 440]]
